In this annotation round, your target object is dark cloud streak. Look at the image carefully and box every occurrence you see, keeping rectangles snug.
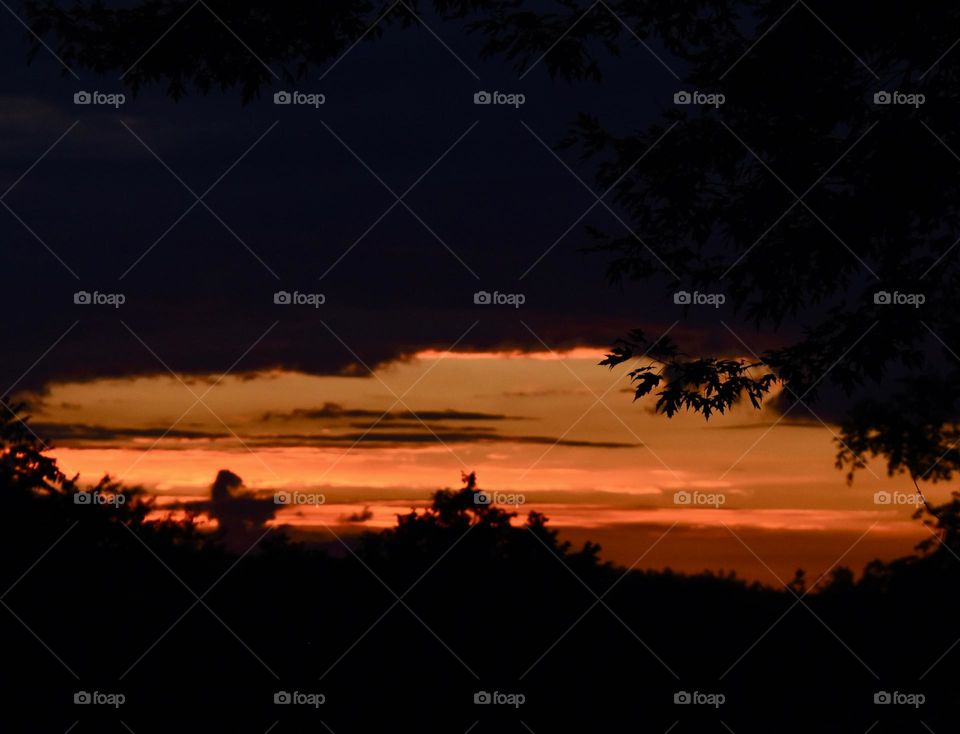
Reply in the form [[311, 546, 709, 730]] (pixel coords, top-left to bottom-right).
[[32, 421, 639, 449]]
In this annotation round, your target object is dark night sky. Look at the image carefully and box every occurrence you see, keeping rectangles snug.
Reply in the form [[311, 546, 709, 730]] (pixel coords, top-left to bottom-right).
[[0, 4, 718, 394]]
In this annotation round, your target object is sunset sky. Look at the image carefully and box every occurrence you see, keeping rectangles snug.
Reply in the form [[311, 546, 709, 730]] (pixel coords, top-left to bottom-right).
[[28, 344, 933, 583], [0, 4, 939, 585], [9, 7, 960, 734]]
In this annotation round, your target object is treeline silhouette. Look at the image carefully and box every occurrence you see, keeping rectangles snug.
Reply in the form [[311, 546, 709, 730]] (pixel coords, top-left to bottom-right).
[[1, 407, 958, 732]]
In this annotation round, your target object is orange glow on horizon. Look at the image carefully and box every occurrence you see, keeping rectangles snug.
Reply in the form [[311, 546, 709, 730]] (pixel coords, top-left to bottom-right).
[[33, 348, 939, 581]]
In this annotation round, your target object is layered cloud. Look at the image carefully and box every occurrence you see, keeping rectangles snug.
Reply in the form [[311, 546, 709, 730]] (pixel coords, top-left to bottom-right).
[[33, 419, 638, 450]]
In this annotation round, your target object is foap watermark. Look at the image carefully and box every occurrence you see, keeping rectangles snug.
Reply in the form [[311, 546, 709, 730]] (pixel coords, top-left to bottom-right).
[[474, 490, 526, 507], [674, 90, 725, 108], [674, 490, 725, 508], [874, 690, 925, 708], [74, 290, 125, 308], [674, 690, 725, 708], [674, 290, 725, 308], [275, 491, 326, 506], [474, 90, 526, 108], [274, 90, 326, 108], [874, 490, 924, 506], [874, 91, 925, 108], [74, 690, 125, 708], [474, 690, 525, 708], [74, 490, 126, 507], [74, 90, 126, 108], [874, 290, 924, 307], [274, 690, 326, 707], [274, 290, 325, 308], [474, 290, 525, 308]]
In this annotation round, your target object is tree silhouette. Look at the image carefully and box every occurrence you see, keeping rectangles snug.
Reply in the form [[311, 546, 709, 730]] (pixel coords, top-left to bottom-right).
[[206, 468, 277, 550], [358, 470, 604, 573], [22, 0, 440, 101], [0, 408, 958, 730]]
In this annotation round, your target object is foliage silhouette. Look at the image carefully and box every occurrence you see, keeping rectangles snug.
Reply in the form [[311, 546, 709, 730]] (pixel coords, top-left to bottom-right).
[[0, 408, 958, 731]]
